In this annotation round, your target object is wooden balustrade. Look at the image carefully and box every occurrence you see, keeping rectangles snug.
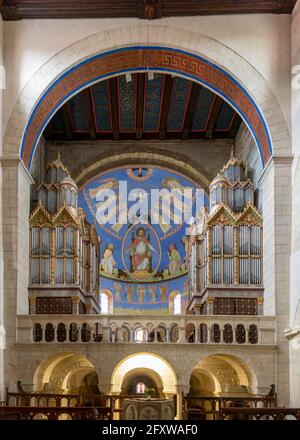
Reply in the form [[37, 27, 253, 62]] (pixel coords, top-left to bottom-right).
[[219, 407, 300, 420], [5, 389, 112, 409], [183, 395, 278, 420], [0, 406, 112, 420], [3, 389, 300, 421]]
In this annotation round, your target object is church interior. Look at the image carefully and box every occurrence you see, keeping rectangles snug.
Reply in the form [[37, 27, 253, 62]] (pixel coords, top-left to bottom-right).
[[0, 0, 300, 421]]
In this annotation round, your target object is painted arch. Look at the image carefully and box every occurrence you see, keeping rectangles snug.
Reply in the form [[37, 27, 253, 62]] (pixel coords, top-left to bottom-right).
[[4, 25, 291, 171]]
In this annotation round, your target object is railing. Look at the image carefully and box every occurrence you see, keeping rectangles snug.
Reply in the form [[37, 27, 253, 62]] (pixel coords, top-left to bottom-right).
[[184, 395, 277, 420], [219, 407, 300, 420], [5, 389, 111, 408], [17, 314, 276, 345], [4, 390, 175, 420], [0, 406, 112, 420]]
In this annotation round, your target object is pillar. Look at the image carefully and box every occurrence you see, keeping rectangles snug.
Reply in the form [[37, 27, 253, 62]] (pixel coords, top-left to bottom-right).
[[29, 297, 37, 315], [289, 0, 300, 406], [260, 156, 292, 405], [175, 385, 189, 420], [71, 296, 80, 314], [1, 158, 33, 392], [0, 15, 4, 401], [206, 297, 215, 314]]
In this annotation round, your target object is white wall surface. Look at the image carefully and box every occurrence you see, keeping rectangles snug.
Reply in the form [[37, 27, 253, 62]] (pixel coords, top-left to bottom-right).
[[3, 14, 291, 135]]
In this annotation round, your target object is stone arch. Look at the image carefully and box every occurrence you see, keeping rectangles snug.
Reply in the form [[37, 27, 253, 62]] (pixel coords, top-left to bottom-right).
[[121, 367, 164, 396], [111, 352, 177, 395], [33, 352, 99, 393], [184, 352, 259, 395], [189, 368, 222, 396], [3, 25, 291, 170], [74, 148, 210, 191]]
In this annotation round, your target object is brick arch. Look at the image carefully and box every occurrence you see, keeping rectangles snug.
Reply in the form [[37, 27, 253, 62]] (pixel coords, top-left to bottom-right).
[[4, 25, 291, 169]]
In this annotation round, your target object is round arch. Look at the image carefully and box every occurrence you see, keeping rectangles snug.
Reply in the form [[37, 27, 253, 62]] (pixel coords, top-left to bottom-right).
[[3, 25, 291, 170], [33, 352, 98, 393], [75, 149, 211, 191], [184, 352, 259, 395], [111, 352, 177, 395], [190, 368, 222, 396], [121, 367, 164, 396]]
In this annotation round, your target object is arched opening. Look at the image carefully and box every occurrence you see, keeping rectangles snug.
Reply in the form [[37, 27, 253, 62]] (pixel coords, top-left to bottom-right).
[[100, 289, 113, 314], [33, 353, 100, 397], [14, 41, 277, 170], [188, 354, 257, 397], [121, 368, 164, 398], [169, 291, 182, 315], [111, 353, 177, 396]]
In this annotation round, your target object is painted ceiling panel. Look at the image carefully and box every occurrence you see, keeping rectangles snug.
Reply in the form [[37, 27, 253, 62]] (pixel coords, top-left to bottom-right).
[[118, 75, 137, 131], [44, 73, 242, 141], [215, 101, 236, 130], [192, 87, 215, 131], [91, 81, 112, 132], [143, 74, 164, 132], [167, 77, 191, 131], [68, 93, 89, 132]]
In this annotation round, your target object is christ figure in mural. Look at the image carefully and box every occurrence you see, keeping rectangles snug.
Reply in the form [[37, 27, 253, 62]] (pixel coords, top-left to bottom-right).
[[126, 227, 157, 273]]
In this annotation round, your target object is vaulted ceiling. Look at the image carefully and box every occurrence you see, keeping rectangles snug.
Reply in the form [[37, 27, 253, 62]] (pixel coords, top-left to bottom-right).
[[1, 0, 297, 20], [44, 73, 242, 142]]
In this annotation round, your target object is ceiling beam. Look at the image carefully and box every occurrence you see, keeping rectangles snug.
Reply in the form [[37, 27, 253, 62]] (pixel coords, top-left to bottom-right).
[[83, 87, 96, 140], [109, 77, 120, 141], [62, 105, 73, 141], [205, 96, 223, 140], [159, 75, 173, 140], [136, 73, 146, 140], [182, 83, 201, 140], [1, 1, 296, 20]]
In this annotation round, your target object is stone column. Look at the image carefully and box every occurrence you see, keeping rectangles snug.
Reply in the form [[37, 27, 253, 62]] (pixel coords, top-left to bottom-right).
[[29, 297, 37, 315], [257, 297, 264, 316], [175, 385, 189, 420], [71, 296, 80, 314], [289, 0, 300, 407], [1, 158, 33, 392], [206, 297, 214, 314], [260, 157, 292, 405]]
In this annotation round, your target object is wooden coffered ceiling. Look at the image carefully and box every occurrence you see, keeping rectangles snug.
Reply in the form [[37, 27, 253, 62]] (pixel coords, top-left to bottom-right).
[[44, 73, 242, 142], [1, 1, 297, 21]]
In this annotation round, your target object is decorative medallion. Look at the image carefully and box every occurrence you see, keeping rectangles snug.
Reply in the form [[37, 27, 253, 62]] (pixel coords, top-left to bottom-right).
[[122, 223, 161, 282]]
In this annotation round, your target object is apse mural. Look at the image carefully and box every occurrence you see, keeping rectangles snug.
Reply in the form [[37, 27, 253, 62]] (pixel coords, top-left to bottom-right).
[[78, 165, 204, 314]]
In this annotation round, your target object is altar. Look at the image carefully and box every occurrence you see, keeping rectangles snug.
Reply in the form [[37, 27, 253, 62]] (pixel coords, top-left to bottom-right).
[[122, 398, 175, 420]]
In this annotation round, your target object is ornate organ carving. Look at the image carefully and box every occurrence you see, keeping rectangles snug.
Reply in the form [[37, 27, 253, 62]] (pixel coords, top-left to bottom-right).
[[29, 154, 100, 314], [187, 152, 264, 315]]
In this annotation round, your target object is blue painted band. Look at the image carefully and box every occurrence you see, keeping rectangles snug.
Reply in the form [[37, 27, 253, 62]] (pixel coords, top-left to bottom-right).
[[19, 45, 272, 169]]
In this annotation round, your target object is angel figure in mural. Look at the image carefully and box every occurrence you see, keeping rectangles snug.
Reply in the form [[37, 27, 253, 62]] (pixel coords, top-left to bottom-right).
[[126, 227, 157, 273], [88, 178, 124, 233], [168, 244, 181, 275], [101, 243, 116, 275]]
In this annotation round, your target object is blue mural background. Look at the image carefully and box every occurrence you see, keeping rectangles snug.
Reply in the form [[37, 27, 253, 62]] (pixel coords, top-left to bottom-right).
[[78, 165, 203, 314]]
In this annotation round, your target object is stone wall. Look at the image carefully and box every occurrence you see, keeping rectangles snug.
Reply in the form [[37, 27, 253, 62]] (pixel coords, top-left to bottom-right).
[[43, 139, 232, 189], [289, 0, 300, 407]]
